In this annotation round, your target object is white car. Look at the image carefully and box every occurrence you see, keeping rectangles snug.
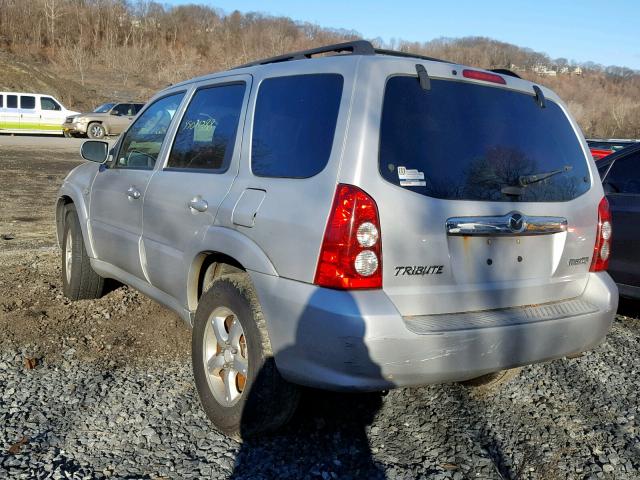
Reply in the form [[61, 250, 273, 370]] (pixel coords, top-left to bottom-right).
[[0, 92, 79, 135]]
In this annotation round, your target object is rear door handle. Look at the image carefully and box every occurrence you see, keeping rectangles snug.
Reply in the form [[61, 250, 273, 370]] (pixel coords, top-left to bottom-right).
[[126, 186, 141, 200], [188, 196, 208, 213]]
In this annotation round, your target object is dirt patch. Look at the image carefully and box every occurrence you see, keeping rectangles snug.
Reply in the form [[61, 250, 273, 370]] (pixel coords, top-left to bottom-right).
[[0, 144, 190, 365]]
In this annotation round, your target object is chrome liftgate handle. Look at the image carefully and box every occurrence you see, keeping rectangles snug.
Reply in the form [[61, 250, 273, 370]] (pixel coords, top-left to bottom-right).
[[446, 212, 567, 236]]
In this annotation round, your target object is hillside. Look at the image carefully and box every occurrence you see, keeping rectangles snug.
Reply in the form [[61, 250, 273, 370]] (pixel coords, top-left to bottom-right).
[[0, 0, 638, 137]]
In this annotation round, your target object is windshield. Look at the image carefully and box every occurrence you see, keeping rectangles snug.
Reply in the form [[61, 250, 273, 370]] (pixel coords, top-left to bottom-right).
[[94, 103, 115, 113], [379, 76, 591, 202]]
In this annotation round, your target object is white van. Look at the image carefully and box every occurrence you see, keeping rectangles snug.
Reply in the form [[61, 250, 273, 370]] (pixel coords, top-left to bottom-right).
[[0, 92, 79, 135]]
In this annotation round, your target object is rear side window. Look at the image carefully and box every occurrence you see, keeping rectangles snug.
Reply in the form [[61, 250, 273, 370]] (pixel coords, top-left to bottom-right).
[[21, 96, 36, 109], [604, 151, 640, 194], [379, 76, 591, 202], [167, 83, 245, 172], [251, 74, 343, 178], [7, 95, 18, 108], [0, 96, 3, 108]]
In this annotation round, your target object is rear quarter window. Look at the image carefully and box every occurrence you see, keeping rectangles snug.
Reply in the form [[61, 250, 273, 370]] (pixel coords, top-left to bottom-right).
[[251, 73, 343, 178], [379, 76, 591, 202]]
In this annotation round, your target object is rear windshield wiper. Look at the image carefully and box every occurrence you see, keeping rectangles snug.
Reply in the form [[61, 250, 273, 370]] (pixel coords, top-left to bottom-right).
[[501, 165, 573, 196], [519, 165, 573, 186]]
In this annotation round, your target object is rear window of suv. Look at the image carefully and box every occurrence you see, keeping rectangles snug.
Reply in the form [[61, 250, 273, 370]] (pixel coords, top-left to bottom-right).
[[379, 76, 591, 202]]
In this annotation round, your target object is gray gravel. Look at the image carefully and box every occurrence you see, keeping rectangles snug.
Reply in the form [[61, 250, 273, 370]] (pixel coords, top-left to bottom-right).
[[1, 314, 640, 480]]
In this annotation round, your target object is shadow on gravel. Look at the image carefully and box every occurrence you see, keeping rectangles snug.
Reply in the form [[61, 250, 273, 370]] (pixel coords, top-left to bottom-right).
[[231, 390, 386, 479], [230, 289, 386, 479]]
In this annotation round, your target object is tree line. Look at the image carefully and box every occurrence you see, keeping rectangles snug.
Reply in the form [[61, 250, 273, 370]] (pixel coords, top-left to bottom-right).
[[0, 0, 638, 138]]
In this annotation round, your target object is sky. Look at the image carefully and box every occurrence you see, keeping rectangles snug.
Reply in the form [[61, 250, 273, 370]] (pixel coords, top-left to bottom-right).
[[163, 0, 640, 70]]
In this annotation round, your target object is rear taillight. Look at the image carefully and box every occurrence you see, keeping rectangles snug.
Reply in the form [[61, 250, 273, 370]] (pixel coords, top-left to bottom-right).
[[462, 69, 506, 85], [590, 197, 612, 272], [314, 184, 382, 289]]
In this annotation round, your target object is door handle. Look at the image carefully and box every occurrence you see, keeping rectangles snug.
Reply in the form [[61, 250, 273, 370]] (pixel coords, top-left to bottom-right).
[[188, 196, 208, 213], [127, 186, 141, 200]]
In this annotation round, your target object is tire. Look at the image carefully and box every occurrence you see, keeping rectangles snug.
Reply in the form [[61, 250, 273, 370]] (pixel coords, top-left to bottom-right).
[[87, 122, 106, 139], [460, 368, 522, 394], [192, 273, 299, 438], [61, 204, 105, 300]]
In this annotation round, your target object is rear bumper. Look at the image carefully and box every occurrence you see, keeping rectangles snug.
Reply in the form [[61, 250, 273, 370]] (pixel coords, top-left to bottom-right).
[[250, 272, 617, 391]]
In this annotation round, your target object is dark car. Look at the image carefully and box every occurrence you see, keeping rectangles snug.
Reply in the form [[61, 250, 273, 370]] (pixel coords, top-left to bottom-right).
[[598, 143, 640, 299]]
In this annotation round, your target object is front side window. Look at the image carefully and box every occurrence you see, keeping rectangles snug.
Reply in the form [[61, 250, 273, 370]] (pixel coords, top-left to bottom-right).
[[7, 95, 17, 108], [604, 151, 640, 194], [379, 76, 591, 202], [20, 96, 36, 109], [41, 97, 61, 111], [113, 103, 134, 116], [115, 92, 185, 169], [251, 74, 343, 178], [167, 83, 245, 171], [133, 104, 144, 114]]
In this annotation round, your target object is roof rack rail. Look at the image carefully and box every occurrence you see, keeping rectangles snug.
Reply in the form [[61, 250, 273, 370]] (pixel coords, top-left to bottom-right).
[[232, 40, 450, 69], [233, 40, 375, 69]]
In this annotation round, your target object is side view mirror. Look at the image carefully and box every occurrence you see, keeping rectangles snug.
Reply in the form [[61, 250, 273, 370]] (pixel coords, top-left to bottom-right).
[[110, 110, 120, 116], [81, 140, 109, 163]]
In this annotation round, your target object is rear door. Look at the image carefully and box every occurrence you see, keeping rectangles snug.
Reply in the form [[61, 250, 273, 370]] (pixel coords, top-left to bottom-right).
[[369, 71, 598, 316], [19, 95, 40, 133], [89, 92, 186, 280], [2, 95, 20, 131], [142, 75, 250, 304], [602, 149, 640, 287]]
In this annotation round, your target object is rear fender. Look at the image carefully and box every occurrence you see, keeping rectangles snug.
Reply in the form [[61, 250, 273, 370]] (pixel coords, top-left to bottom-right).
[[185, 226, 278, 310]]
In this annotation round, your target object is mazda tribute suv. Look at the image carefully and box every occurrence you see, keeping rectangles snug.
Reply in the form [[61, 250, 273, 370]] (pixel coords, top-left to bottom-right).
[[55, 41, 618, 437]]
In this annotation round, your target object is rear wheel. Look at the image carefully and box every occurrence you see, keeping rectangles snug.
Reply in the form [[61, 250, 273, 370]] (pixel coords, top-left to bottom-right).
[[87, 122, 106, 139], [61, 204, 105, 300], [192, 274, 299, 438]]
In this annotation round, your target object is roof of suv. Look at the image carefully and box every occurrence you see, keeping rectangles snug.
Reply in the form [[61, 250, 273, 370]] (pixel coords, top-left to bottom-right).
[[168, 40, 523, 91]]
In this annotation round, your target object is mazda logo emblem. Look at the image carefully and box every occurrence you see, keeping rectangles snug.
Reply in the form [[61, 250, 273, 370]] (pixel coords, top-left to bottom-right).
[[508, 212, 526, 233]]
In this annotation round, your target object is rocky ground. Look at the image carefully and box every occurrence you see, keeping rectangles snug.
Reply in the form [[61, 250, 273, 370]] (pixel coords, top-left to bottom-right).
[[1, 136, 639, 479]]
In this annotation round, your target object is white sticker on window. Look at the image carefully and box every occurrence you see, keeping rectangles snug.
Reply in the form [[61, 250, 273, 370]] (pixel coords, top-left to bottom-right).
[[400, 179, 426, 187], [397, 166, 425, 181]]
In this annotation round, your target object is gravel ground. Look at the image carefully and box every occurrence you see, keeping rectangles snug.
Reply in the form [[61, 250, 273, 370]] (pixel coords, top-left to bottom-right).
[[2, 318, 640, 480], [2, 137, 640, 479]]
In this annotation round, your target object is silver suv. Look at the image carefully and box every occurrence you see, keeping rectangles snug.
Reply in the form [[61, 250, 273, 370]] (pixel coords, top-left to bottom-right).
[[55, 41, 618, 437]]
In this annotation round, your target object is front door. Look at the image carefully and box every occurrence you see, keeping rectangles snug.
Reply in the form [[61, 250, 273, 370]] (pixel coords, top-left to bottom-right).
[[39, 96, 65, 133], [142, 76, 251, 305], [603, 149, 640, 287], [89, 92, 186, 280]]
